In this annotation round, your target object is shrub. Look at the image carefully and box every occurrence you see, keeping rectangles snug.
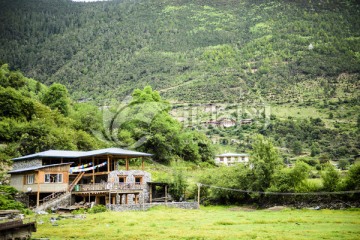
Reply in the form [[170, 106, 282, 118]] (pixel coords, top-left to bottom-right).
[[88, 204, 107, 214], [0, 185, 26, 211], [321, 164, 340, 191], [340, 164, 360, 190], [337, 159, 349, 170], [72, 208, 87, 214], [299, 157, 319, 167]]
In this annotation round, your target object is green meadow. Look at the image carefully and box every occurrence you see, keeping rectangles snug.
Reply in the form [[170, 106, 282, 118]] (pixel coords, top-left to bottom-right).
[[33, 206, 360, 240]]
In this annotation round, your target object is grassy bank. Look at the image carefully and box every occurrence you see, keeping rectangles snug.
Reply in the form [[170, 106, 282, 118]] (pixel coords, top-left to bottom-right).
[[33, 206, 360, 240]]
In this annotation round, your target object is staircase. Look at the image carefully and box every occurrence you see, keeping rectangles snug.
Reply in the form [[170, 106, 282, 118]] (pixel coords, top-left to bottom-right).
[[35, 172, 85, 212], [68, 172, 85, 192], [35, 192, 71, 212]]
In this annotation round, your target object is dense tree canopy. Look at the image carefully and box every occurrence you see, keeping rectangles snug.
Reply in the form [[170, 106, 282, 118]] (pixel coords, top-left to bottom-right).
[[109, 86, 214, 163], [0, 0, 358, 103], [0, 65, 105, 173], [42, 83, 71, 116]]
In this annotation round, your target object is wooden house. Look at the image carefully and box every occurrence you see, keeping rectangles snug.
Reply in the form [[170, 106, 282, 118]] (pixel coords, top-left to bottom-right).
[[8, 148, 166, 209]]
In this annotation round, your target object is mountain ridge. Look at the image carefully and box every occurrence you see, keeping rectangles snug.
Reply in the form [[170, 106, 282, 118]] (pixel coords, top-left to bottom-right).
[[0, 0, 359, 104]]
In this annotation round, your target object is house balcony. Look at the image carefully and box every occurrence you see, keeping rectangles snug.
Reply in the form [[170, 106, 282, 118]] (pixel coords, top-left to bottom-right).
[[73, 183, 146, 193]]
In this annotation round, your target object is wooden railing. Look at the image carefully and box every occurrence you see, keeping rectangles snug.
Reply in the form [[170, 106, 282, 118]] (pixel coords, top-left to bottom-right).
[[41, 191, 66, 204], [75, 183, 145, 192]]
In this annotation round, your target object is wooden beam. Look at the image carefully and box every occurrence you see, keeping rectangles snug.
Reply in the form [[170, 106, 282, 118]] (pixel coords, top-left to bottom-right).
[[107, 155, 110, 173], [83, 172, 108, 176]]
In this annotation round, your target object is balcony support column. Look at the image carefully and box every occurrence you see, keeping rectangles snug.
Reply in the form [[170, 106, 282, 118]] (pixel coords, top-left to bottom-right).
[[125, 157, 129, 171]]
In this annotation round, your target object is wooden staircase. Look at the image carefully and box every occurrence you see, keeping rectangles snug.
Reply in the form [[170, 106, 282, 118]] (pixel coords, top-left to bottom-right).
[[36, 192, 71, 212], [68, 172, 85, 192], [35, 172, 85, 211]]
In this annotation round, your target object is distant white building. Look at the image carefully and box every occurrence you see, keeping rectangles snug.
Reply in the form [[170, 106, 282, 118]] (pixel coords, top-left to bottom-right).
[[215, 153, 250, 166]]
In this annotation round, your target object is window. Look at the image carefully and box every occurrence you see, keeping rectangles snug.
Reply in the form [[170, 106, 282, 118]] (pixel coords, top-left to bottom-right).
[[26, 174, 34, 184], [118, 176, 126, 184], [135, 176, 142, 185], [44, 173, 63, 183]]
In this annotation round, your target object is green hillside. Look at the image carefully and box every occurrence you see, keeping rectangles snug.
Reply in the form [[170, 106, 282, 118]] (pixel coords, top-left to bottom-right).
[[0, 0, 359, 103], [0, 0, 359, 163]]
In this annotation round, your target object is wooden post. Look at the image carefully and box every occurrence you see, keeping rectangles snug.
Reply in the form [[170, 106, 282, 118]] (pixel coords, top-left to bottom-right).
[[165, 185, 168, 203], [108, 191, 111, 208], [92, 157, 95, 185], [197, 183, 201, 208], [36, 192, 40, 207], [36, 173, 40, 207], [36, 187, 40, 207], [125, 157, 129, 171], [107, 155, 110, 172], [149, 185, 152, 203], [142, 159, 144, 171]]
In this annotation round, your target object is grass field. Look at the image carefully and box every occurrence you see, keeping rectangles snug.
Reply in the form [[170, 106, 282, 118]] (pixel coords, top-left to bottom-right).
[[32, 206, 360, 240]]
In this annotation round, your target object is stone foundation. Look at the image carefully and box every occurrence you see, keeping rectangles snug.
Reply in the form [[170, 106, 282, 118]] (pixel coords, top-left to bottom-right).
[[108, 202, 199, 211]]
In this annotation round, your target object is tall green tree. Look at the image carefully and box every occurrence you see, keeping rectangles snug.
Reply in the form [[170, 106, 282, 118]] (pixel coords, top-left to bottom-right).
[[169, 169, 188, 201], [269, 161, 310, 192], [0, 88, 34, 121], [249, 134, 282, 191], [114, 86, 214, 164], [42, 83, 71, 116]]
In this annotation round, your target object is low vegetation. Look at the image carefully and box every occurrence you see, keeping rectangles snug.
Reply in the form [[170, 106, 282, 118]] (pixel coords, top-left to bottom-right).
[[32, 207, 360, 240]]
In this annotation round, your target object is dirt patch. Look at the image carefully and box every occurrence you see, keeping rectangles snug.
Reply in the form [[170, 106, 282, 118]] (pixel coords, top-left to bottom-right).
[[267, 206, 288, 211], [228, 206, 256, 212]]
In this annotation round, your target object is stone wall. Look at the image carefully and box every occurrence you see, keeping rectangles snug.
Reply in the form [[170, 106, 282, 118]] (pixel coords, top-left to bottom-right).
[[108, 202, 199, 212], [11, 159, 42, 171], [108, 170, 151, 204]]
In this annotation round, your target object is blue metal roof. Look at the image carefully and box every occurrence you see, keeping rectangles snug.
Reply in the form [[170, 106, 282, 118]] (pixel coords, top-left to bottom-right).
[[8, 163, 73, 173], [12, 148, 152, 161], [12, 150, 85, 161], [83, 148, 152, 158]]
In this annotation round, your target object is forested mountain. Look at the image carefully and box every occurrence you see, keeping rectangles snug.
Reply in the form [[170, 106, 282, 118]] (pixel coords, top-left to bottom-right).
[[0, 0, 359, 103], [0, 0, 359, 164]]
